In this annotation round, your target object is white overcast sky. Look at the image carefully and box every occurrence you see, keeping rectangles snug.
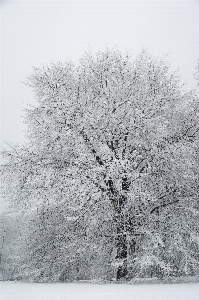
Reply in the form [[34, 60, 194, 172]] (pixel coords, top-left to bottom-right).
[[0, 0, 199, 210]]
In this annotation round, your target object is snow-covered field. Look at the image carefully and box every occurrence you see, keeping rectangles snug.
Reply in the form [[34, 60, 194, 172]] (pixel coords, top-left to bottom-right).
[[1, 282, 199, 300]]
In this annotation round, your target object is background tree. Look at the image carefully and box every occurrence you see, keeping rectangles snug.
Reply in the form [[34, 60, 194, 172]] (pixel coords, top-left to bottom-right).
[[0, 214, 21, 280], [1, 49, 198, 281]]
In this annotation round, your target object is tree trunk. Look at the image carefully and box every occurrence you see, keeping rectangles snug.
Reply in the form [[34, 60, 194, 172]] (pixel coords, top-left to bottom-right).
[[108, 177, 133, 280], [115, 198, 128, 280], [116, 178, 129, 280]]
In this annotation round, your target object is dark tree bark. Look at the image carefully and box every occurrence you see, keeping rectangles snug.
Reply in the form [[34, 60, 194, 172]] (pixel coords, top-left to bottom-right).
[[115, 200, 128, 280], [108, 176, 134, 280]]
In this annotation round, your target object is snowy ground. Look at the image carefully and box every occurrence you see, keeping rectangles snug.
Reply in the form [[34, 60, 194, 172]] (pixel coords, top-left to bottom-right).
[[1, 282, 199, 300]]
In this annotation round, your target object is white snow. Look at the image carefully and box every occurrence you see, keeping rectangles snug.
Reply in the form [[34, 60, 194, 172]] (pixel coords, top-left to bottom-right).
[[1, 282, 199, 300]]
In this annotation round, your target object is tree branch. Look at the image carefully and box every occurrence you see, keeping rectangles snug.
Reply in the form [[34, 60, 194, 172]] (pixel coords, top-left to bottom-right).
[[79, 129, 104, 166], [150, 199, 179, 214]]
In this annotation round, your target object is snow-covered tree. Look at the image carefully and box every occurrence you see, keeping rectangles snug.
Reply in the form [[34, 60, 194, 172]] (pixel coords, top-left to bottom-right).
[[1, 49, 198, 281], [12, 202, 114, 282], [0, 214, 21, 280]]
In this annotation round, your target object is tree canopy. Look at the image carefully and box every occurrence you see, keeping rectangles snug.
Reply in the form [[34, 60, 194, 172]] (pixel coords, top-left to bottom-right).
[[1, 49, 199, 282]]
